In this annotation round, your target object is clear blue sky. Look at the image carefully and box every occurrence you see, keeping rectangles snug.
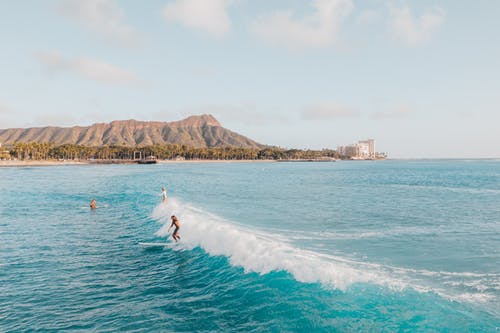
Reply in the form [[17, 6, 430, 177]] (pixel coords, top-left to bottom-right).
[[0, 0, 499, 158]]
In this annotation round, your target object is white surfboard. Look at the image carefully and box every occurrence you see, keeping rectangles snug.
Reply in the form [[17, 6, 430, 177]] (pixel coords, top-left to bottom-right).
[[138, 242, 170, 247]]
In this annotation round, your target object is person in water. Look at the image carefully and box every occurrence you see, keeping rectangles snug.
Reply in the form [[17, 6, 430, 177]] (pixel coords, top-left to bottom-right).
[[160, 186, 168, 203], [168, 215, 180, 242], [89, 199, 97, 209]]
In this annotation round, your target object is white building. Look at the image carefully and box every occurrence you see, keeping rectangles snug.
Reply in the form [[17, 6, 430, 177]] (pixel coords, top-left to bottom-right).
[[358, 139, 375, 159], [338, 139, 376, 159]]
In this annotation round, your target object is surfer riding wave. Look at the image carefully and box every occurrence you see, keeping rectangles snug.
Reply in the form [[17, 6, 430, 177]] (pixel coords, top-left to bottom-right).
[[151, 198, 499, 310]]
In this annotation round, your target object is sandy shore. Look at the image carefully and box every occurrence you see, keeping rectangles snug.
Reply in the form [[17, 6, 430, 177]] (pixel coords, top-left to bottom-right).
[[156, 159, 276, 164], [0, 160, 89, 167], [0, 159, 277, 167]]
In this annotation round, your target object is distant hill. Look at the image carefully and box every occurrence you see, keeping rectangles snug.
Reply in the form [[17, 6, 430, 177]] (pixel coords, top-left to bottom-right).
[[0, 114, 263, 148]]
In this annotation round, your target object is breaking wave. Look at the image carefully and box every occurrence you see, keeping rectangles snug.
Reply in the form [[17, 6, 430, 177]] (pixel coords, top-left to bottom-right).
[[151, 198, 499, 313]]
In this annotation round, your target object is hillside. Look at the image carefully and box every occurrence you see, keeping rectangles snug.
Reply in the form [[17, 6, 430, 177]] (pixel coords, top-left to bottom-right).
[[0, 115, 263, 148]]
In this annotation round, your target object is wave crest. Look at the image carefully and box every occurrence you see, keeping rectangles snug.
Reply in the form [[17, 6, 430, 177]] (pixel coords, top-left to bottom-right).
[[152, 199, 407, 291], [151, 198, 499, 313]]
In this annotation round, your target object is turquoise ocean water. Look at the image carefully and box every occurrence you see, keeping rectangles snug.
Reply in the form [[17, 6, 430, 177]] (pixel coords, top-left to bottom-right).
[[1, 160, 499, 332]]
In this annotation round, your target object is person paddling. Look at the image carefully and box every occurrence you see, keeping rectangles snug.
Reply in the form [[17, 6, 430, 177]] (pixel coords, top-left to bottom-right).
[[89, 199, 97, 209], [168, 215, 180, 242]]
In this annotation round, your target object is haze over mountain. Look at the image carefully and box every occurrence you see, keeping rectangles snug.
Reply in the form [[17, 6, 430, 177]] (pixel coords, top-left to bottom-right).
[[0, 115, 263, 148]]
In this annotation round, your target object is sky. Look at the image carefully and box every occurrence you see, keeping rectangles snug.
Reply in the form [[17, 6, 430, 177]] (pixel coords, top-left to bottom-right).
[[0, 0, 499, 158]]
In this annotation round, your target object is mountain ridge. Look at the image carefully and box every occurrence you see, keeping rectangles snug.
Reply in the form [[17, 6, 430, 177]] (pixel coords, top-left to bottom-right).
[[0, 114, 263, 148]]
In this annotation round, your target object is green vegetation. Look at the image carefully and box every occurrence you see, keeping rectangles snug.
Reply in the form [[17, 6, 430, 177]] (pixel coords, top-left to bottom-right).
[[8, 142, 339, 161]]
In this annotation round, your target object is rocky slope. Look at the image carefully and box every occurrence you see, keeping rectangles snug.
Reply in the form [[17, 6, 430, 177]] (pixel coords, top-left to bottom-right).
[[0, 114, 263, 148]]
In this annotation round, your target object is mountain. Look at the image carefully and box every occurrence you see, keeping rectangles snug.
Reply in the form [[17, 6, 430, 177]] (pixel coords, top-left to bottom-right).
[[0, 115, 263, 148]]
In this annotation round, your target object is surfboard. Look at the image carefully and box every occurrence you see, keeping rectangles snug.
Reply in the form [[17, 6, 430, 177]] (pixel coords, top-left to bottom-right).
[[138, 242, 170, 247]]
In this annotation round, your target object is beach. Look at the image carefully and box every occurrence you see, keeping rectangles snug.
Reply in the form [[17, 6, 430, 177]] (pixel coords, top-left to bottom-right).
[[0, 159, 285, 167], [0, 160, 89, 167]]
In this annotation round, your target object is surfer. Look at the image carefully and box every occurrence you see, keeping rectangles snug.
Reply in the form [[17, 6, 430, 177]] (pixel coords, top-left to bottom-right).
[[168, 215, 180, 242], [89, 199, 97, 209], [160, 186, 168, 203]]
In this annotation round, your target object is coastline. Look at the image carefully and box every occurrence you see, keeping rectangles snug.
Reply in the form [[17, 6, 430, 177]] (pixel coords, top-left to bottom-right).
[[0, 158, 391, 167], [0, 159, 278, 167], [156, 159, 276, 164], [0, 160, 89, 167]]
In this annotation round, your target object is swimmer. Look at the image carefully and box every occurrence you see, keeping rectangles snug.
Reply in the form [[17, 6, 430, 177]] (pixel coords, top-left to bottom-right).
[[168, 215, 180, 242], [160, 186, 168, 203], [89, 199, 97, 209]]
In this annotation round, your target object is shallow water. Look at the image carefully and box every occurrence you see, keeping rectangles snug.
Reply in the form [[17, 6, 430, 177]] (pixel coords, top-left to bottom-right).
[[1, 160, 499, 332]]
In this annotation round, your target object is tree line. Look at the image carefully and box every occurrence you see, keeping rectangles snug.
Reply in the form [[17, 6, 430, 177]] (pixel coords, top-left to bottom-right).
[[7, 142, 340, 161]]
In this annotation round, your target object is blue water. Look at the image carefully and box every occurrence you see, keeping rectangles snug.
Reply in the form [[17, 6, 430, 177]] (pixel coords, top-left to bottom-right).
[[1, 160, 499, 332]]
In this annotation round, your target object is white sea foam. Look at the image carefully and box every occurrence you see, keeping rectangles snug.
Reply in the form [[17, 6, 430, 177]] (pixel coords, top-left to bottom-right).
[[151, 199, 499, 309], [152, 199, 404, 291]]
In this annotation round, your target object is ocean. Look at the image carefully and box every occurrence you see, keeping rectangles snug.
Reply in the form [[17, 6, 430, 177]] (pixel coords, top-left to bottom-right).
[[1, 160, 499, 332]]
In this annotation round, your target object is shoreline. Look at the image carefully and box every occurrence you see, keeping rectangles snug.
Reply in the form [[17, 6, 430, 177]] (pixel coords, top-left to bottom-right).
[[0, 158, 393, 167], [0, 160, 89, 167], [0, 159, 279, 167], [157, 159, 276, 164]]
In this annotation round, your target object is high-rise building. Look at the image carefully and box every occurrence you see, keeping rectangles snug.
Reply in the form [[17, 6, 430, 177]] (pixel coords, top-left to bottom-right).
[[338, 139, 377, 159], [358, 139, 375, 158]]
